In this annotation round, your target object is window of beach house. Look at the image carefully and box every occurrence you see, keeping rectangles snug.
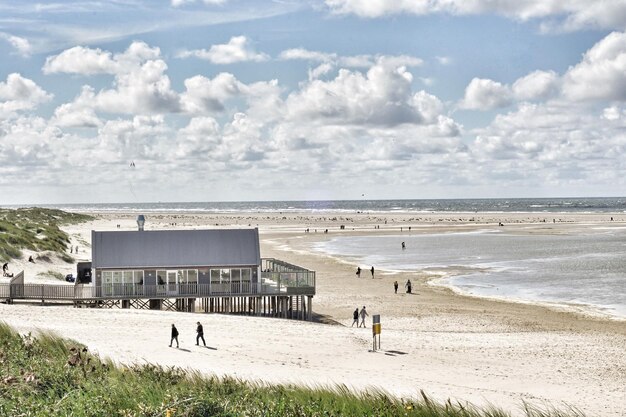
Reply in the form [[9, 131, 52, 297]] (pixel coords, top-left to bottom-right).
[[112, 271, 122, 286], [210, 268, 226, 292], [177, 270, 187, 284], [157, 271, 166, 285], [133, 270, 144, 284], [231, 268, 241, 291], [242, 268, 251, 282], [231, 269, 241, 282], [187, 269, 198, 284], [123, 271, 133, 285], [220, 269, 230, 283]]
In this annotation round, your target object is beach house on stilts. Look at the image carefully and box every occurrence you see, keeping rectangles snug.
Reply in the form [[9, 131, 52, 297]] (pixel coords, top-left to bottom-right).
[[85, 219, 315, 319]]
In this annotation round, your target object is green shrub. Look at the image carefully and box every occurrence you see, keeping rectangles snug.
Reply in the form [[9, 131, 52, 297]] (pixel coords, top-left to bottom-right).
[[0, 208, 92, 262]]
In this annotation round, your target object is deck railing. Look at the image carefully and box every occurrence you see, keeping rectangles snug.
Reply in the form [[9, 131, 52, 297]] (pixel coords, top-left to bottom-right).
[[0, 259, 315, 302], [0, 280, 314, 301], [261, 258, 316, 295]]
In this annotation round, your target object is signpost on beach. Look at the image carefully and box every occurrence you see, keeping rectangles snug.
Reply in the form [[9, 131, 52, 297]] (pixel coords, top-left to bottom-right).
[[372, 314, 381, 351]]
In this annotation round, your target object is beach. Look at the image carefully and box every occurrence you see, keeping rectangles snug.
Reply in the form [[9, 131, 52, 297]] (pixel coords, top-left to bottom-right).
[[1, 210, 625, 416]]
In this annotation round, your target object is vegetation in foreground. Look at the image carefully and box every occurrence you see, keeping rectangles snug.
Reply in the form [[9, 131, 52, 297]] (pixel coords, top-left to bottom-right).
[[0, 323, 584, 417], [0, 208, 93, 262]]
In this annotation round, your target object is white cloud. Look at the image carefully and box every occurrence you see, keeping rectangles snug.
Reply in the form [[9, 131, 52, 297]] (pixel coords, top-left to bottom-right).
[[338, 55, 374, 68], [171, 0, 227, 7], [43, 46, 117, 75], [0, 116, 61, 170], [602, 106, 624, 121], [324, 0, 626, 31], [176, 116, 222, 158], [285, 63, 457, 130], [94, 59, 180, 114], [1, 33, 32, 57], [51, 86, 102, 128], [278, 47, 422, 69], [181, 73, 245, 114], [0, 73, 52, 118], [309, 63, 335, 80], [563, 31, 626, 101], [45, 42, 180, 115], [475, 103, 626, 187], [512, 70, 560, 101], [376, 55, 423, 68], [460, 78, 513, 110], [279, 48, 336, 62], [97, 115, 170, 162], [43, 42, 161, 75], [178, 36, 269, 64]]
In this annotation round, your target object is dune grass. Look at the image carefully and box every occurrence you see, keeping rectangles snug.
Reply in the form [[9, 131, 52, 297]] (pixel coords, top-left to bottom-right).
[[0, 208, 92, 262], [0, 323, 586, 417]]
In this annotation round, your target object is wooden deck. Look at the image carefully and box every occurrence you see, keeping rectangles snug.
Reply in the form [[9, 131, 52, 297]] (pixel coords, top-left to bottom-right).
[[0, 259, 316, 320]]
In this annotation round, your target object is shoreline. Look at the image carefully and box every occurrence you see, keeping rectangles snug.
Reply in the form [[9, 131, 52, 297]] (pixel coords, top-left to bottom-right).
[[1, 209, 624, 416]]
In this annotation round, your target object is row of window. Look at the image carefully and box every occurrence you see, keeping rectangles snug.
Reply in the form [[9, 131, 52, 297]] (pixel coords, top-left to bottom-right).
[[101, 268, 253, 286]]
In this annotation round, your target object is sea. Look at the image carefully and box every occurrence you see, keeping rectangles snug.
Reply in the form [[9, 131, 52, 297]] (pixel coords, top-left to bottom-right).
[[17, 196, 626, 214], [7, 197, 626, 319]]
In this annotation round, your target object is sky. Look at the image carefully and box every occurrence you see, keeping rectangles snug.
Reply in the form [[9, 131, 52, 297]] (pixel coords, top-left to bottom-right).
[[0, 1, 625, 204]]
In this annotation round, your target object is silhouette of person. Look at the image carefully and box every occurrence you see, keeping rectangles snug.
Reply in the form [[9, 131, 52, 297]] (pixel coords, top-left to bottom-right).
[[356, 267, 361, 278], [405, 279, 412, 294], [359, 306, 369, 328], [401, 242, 406, 250], [196, 321, 206, 346], [394, 280, 398, 294], [370, 266, 374, 279], [351, 308, 359, 327], [169, 324, 179, 348]]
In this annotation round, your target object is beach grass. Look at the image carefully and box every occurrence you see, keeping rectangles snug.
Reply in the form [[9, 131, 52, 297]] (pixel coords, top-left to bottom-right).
[[0, 323, 585, 417], [0, 208, 92, 262]]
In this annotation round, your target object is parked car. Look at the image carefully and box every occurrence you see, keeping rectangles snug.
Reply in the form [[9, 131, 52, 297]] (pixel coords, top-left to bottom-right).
[[65, 274, 75, 283]]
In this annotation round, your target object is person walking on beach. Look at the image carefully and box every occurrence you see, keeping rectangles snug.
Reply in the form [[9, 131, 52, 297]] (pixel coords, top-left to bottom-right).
[[359, 306, 369, 328], [351, 308, 359, 327], [356, 267, 361, 278], [196, 321, 206, 346], [405, 279, 412, 294], [370, 266, 375, 279], [401, 242, 406, 250], [169, 324, 179, 348], [394, 280, 398, 294]]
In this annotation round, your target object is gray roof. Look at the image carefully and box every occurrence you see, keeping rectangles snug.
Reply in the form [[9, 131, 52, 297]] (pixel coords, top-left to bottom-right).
[[92, 228, 260, 269]]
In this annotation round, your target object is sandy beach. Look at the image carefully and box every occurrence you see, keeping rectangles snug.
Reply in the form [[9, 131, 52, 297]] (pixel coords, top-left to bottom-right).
[[1, 211, 625, 417]]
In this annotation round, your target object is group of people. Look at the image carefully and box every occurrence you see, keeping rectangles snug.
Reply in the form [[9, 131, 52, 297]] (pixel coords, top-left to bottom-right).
[[394, 279, 412, 294], [351, 306, 369, 328], [169, 321, 206, 348], [355, 266, 375, 278]]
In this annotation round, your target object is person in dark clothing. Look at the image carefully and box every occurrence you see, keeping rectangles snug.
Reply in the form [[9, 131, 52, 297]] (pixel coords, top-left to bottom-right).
[[370, 266, 375, 278], [405, 279, 412, 294], [356, 267, 361, 278], [351, 308, 359, 327], [394, 280, 399, 294], [170, 324, 179, 348], [196, 321, 206, 346]]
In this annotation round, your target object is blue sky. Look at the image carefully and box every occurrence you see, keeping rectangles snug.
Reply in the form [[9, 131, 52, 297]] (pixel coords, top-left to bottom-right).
[[0, 1, 625, 204]]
